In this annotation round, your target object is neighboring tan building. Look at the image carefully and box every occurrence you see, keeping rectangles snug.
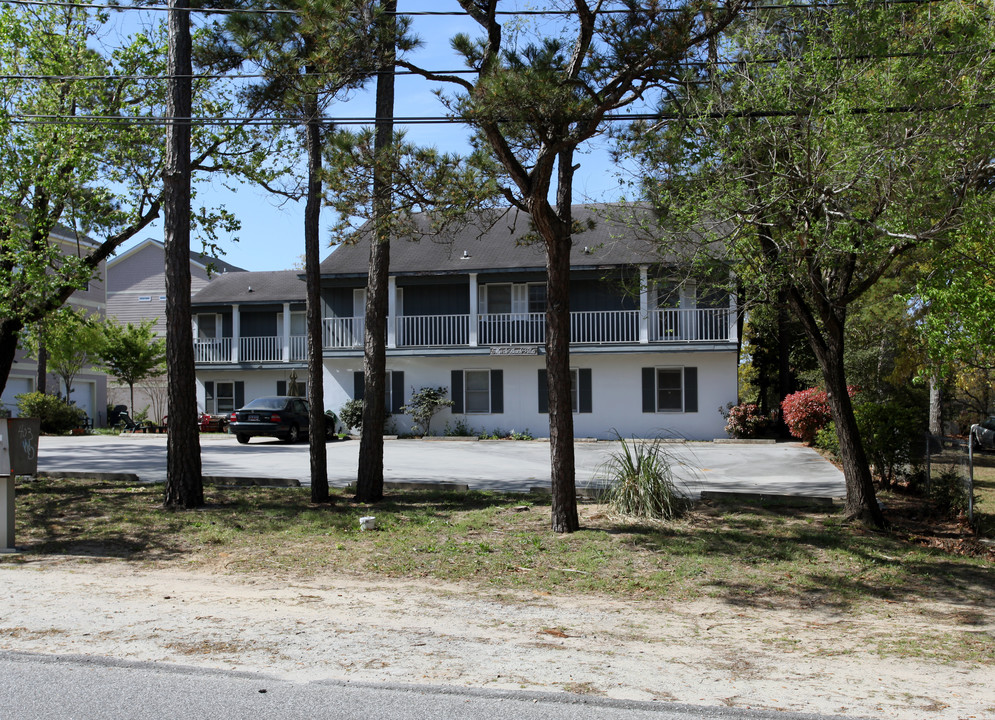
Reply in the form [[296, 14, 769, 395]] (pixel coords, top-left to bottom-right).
[[105, 238, 245, 420], [0, 224, 108, 424], [191, 206, 740, 439]]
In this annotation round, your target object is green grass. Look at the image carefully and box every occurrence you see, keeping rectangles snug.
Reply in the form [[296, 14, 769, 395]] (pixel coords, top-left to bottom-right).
[[7, 478, 993, 617]]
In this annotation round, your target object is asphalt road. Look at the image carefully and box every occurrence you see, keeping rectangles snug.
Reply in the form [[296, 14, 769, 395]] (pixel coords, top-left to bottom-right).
[[0, 652, 856, 720], [35, 434, 845, 497]]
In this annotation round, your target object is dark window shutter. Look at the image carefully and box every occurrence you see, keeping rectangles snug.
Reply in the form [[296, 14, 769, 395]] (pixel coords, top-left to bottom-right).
[[205, 381, 214, 403], [490, 369, 503, 414], [234, 381, 245, 409], [684, 367, 698, 413], [391, 371, 405, 414], [538, 369, 548, 413], [354, 371, 365, 401], [451, 370, 464, 414], [642, 368, 655, 413], [579, 368, 592, 413], [276, 380, 286, 396]]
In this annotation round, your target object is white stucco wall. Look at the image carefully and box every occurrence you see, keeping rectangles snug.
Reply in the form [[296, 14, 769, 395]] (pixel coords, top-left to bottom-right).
[[323, 350, 737, 440]]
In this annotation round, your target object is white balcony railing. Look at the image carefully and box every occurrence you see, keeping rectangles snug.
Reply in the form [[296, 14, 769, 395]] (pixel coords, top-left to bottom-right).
[[478, 312, 545, 345], [289, 334, 307, 360], [195, 309, 734, 363], [194, 338, 231, 363], [571, 310, 640, 344], [240, 335, 282, 362], [397, 314, 469, 347], [324, 316, 364, 349], [650, 308, 732, 342]]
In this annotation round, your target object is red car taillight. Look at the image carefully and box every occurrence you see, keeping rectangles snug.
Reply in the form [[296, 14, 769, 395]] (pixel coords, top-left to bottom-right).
[[229, 413, 237, 422], [270, 414, 282, 423]]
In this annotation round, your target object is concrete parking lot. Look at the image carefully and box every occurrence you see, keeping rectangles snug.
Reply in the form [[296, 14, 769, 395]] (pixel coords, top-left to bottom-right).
[[36, 434, 845, 497]]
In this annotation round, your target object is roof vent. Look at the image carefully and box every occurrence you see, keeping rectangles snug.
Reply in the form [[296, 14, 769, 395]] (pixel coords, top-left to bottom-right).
[[461, 250, 470, 259], [247, 286, 253, 293], [583, 246, 591, 254]]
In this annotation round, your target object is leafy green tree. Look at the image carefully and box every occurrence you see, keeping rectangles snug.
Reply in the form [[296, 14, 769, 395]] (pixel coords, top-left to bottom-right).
[[623, 3, 995, 526], [402, 0, 746, 532], [97, 319, 166, 419], [0, 4, 271, 400], [22, 308, 102, 411]]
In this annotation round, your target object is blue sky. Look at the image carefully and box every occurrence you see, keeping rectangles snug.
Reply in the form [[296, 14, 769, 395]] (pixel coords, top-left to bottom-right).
[[106, 2, 637, 272]]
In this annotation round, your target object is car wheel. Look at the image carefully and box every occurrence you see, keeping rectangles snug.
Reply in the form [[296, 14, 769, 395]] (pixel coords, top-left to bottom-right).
[[236, 433, 249, 444], [285, 424, 300, 444]]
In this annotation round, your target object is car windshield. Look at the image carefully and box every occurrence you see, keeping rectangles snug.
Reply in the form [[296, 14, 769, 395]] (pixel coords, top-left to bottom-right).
[[242, 397, 288, 411], [982, 418, 995, 431]]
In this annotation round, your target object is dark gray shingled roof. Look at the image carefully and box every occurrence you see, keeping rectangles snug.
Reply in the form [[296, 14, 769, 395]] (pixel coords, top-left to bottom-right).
[[192, 269, 305, 305], [320, 204, 688, 277]]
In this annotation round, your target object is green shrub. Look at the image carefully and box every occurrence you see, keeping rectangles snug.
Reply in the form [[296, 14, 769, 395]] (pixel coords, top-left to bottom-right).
[[595, 434, 690, 519], [401, 386, 453, 436], [444, 416, 476, 437], [339, 399, 364, 431], [930, 467, 971, 517], [816, 399, 926, 488], [854, 399, 926, 488], [15, 392, 86, 434]]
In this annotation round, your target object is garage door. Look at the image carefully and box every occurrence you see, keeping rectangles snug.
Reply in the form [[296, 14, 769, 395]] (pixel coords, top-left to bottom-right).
[[1, 377, 33, 417]]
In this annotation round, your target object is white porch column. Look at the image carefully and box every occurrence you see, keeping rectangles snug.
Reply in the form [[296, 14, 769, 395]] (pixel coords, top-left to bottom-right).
[[638, 265, 649, 344], [387, 276, 397, 349], [231, 303, 240, 363], [282, 302, 291, 362], [469, 272, 479, 347], [728, 279, 739, 344]]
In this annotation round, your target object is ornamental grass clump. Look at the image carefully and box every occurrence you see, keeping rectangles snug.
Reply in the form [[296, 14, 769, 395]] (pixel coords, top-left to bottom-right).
[[596, 434, 690, 520]]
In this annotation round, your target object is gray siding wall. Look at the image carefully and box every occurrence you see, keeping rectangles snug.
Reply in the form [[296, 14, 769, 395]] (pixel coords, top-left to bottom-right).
[[400, 282, 469, 315]]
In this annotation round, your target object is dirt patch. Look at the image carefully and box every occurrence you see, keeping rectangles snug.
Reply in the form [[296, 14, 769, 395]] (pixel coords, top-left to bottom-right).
[[1, 559, 992, 719]]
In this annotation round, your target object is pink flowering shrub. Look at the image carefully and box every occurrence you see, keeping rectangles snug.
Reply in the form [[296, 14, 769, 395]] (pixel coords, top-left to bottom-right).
[[722, 402, 774, 439], [781, 387, 856, 443]]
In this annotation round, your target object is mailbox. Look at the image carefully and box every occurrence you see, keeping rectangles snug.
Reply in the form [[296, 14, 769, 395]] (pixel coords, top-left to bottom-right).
[[1, 417, 40, 475], [2, 417, 40, 552]]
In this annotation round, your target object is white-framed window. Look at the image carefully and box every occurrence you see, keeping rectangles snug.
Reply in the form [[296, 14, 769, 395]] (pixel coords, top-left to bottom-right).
[[138, 296, 152, 303], [656, 367, 683, 412], [464, 369, 490, 413], [527, 283, 546, 313], [158, 295, 166, 301], [480, 282, 546, 314], [197, 314, 220, 340], [215, 381, 236, 414]]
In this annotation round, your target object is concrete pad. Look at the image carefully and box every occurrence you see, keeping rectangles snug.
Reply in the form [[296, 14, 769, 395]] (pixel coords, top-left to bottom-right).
[[35, 434, 845, 498]]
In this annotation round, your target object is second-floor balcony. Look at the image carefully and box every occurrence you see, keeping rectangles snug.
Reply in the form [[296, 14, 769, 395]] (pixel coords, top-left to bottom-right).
[[194, 334, 308, 363], [322, 307, 735, 350]]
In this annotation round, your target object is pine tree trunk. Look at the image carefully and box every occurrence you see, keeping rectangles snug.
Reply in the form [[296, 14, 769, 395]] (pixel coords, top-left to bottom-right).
[[162, 0, 203, 509], [355, 0, 395, 504], [36, 344, 47, 395], [304, 91, 329, 503]]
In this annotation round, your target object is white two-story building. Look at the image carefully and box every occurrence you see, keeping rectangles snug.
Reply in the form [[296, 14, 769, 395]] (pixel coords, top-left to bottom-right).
[[191, 206, 740, 439]]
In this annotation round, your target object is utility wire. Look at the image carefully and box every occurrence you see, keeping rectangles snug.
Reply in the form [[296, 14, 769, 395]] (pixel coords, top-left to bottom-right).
[[0, 0, 954, 16], [8, 102, 994, 127], [2, 45, 990, 83]]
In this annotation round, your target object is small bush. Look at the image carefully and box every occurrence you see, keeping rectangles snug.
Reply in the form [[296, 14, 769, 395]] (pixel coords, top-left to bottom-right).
[[721, 402, 775, 439], [444, 417, 476, 437], [596, 434, 690, 519], [930, 467, 971, 517], [781, 388, 833, 443], [510, 428, 534, 441], [15, 392, 86, 435], [339, 399, 364, 432], [401, 386, 453, 436]]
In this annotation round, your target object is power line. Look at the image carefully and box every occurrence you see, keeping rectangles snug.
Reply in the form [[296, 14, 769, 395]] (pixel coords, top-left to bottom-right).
[[2, 44, 990, 83], [7, 102, 994, 128], [0, 0, 953, 16]]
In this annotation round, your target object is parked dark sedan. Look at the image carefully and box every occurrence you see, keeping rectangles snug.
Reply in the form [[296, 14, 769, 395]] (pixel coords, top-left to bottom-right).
[[971, 416, 995, 450], [229, 396, 312, 444]]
